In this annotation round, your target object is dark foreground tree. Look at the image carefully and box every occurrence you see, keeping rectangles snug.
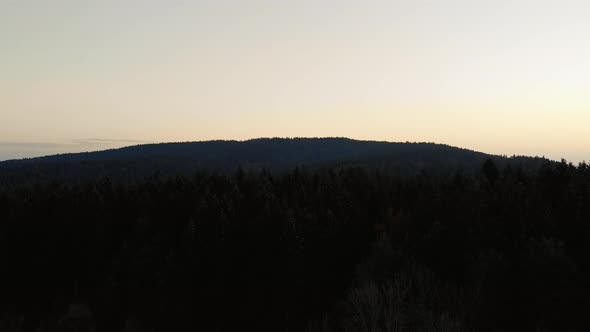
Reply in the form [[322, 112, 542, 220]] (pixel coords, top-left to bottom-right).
[[1, 160, 589, 331]]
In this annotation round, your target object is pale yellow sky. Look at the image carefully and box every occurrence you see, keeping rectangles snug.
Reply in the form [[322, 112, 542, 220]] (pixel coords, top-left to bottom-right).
[[1, 0, 589, 161]]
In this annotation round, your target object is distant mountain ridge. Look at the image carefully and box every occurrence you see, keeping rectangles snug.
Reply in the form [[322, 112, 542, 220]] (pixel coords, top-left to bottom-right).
[[0, 138, 552, 184]]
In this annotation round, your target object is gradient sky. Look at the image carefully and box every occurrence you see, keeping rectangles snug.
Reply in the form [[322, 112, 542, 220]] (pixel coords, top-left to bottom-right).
[[1, 0, 589, 162]]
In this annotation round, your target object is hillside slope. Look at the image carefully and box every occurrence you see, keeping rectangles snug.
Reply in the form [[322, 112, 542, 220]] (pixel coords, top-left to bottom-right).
[[0, 138, 550, 184]]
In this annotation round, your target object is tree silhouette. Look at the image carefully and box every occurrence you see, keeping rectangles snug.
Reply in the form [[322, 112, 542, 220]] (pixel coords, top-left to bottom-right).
[[482, 158, 499, 184], [1, 157, 589, 331]]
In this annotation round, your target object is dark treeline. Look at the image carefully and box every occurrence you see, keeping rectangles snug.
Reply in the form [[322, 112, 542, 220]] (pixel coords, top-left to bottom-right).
[[0, 138, 551, 185], [1, 159, 590, 331]]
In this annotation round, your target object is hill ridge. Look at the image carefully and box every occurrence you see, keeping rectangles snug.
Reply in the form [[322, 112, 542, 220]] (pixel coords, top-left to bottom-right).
[[0, 137, 551, 185]]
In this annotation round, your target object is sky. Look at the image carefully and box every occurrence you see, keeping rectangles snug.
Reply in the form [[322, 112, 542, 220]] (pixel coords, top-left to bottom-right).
[[1, 0, 589, 162]]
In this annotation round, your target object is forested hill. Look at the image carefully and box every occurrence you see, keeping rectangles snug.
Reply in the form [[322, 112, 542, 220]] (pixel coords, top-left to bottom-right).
[[1, 139, 586, 331], [0, 138, 550, 184]]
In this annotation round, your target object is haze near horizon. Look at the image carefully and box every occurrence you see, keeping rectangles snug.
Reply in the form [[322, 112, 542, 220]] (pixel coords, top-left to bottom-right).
[[1, 0, 589, 162]]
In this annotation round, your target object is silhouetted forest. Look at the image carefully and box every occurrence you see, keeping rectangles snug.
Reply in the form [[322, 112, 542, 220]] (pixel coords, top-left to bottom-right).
[[1, 142, 589, 331], [0, 138, 550, 185]]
